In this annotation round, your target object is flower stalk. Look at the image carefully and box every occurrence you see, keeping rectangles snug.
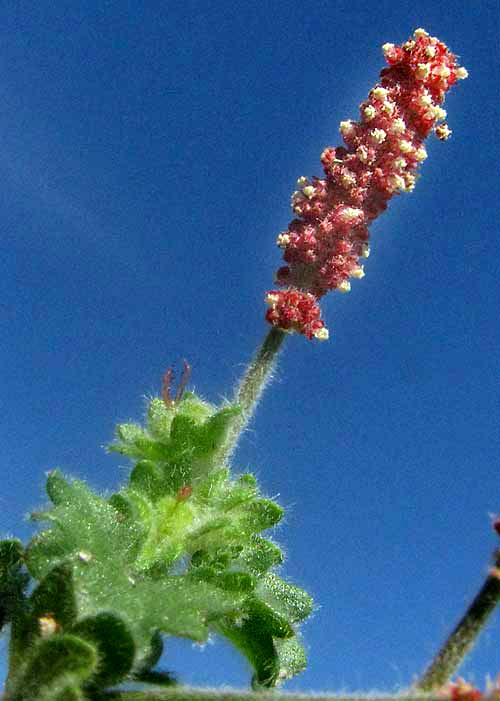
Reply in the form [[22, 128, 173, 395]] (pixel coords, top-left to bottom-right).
[[220, 326, 286, 462], [414, 551, 500, 693]]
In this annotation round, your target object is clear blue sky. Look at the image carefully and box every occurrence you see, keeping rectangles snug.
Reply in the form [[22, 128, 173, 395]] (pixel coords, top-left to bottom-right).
[[1, 0, 499, 693]]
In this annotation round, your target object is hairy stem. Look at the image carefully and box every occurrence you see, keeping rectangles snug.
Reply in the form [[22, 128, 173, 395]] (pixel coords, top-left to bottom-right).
[[99, 691, 433, 701], [220, 326, 286, 462], [414, 550, 500, 692]]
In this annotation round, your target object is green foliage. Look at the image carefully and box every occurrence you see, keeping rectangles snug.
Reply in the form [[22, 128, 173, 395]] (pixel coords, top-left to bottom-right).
[[0, 539, 28, 631], [8, 634, 98, 701], [7, 391, 313, 696]]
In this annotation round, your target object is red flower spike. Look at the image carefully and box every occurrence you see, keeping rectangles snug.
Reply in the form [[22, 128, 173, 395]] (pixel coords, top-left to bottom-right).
[[266, 28, 467, 340], [439, 679, 483, 701]]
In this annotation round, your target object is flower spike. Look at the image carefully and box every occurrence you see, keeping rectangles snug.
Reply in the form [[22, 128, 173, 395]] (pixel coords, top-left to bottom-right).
[[266, 28, 467, 340]]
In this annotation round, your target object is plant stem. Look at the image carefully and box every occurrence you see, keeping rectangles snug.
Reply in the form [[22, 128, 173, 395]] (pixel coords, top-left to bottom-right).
[[99, 691, 435, 701], [413, 550, 500, 692], [221, 326, 286, 462]]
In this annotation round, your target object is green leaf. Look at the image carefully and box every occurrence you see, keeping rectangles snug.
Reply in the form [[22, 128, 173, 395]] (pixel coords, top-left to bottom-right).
[[46, 471, 75, 506], [116, 422, 147, 444], [38, 676, 85, 701], [0, 539, 28, 630], [9, 633, 98, 701], [219, 479, 258, 511], [0, 539, 24, 572], [274, 636, 308, 681], [26, 476, 138, 580], [30, 562, 77, 630], [246, 596, 294, 640], [239, 499, 284, 532], [134, 630, 163, 674], [169, 414, 199, 453], [190, 567, 255, 594], [216, 614, 279, 689], [176, 392, 215, 423], [238, 537, 284, 574], [195, 468, 229, 503], [71, 612, 135, 687], [257, 573, 314, 624], [129, 460, 165, 501], [195, 406, 241, 457], [147, 398, 175, 440]]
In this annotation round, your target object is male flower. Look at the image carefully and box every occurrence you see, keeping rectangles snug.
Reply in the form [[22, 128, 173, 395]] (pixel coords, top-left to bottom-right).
[[266, 28, 467, 340]]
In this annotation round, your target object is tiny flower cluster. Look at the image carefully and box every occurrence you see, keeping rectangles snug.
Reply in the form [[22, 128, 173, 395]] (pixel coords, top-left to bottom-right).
[[266, 29, 467, 340], [439, 678, 500, 701]]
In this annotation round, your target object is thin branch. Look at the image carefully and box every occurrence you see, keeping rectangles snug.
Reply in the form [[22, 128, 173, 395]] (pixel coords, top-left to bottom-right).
[[220, 326, 286, 462], [101, 690, 441, 701], [414, 549, 500, 692]]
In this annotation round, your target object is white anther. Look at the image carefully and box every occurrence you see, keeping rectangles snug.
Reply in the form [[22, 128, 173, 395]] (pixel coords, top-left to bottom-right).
[[356, 145, 369, 163], [340, 207, 364, 223], [372, 87, 389, 101], [414, 147, 427, 161], [313, 327, 329, 341], [388, 174, 406, 191], [351, 266, 365, 279], [390, 118, 406, 134], [416, 63, 431, 80], [398, 139, 413, 153], [266, 293, 279, 306], [276, 234, 290, 248], [370, 128, 387, 144], [339, 120, 355, 136], [363, 105, 376, 121], [433, 64, 451, 78]]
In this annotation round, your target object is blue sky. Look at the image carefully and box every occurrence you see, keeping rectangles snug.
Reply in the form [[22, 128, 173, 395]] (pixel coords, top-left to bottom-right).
[[1, 0, 499, 693]]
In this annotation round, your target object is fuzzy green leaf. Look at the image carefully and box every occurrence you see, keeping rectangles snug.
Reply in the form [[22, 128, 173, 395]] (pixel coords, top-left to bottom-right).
[[238, 537, 284, 575], [216, 614, 279, 689], [175, 392, 215, 423], [37, 676, 85, 701], [195, 406, 241, 457], [46, 470, 76, 506], [190, 566, 255, 594], [195, 468, 230, 503], [274, 636, 308, 681], [26, 475, 139, 580], [0, 539, 24, 572], [9, 633, 98, 701], [71, 612, 135, 687], [129, 460, 165, 501], [30, 562, 77, 630], [147, 398, 175, 440], [0, 539, 28, 630], [238, 498, 284, 532], [257, 573, 314, 624], [116, 422, 147, 444], [246, 596, 294, 640]]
